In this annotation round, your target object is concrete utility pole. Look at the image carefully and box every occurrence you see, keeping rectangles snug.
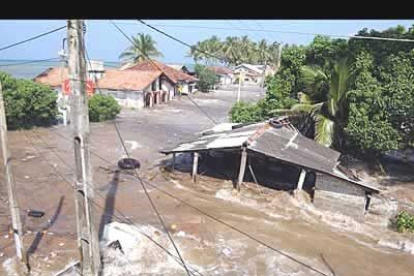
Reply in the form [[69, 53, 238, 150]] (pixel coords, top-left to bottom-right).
[[0, 82, 29, 271], [237, 71, 244, 103], [277, 44, 282, 71], [67, 19, 101, 276], [261, 60, 267, 89]]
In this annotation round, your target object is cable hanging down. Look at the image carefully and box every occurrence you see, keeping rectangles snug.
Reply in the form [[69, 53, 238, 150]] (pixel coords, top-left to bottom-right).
[[25, 128, 203, 276], [85, 23, 192, 276]]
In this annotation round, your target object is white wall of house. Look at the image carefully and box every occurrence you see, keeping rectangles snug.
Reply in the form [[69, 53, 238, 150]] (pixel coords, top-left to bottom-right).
[[101, 89, 144, 109], [161, 78, 175, 100]]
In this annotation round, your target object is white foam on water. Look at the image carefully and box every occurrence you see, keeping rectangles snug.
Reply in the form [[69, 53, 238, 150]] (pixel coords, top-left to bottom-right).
[[2, 258, 18, 276], [378, 239, 414, 254], [100, 222, 188, 276]]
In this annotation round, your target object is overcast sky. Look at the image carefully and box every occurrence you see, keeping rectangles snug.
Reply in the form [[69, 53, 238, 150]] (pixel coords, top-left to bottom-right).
[[0, 20, 413, 63]]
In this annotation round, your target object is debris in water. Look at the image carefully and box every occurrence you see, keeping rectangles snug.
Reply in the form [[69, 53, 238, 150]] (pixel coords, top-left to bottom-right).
[[222, 247, 232, 257], [24, 175, 30, 179], [4, 235, 9, 239], [118, 158, 140, 170], [176, 231, 186, 238], [170, 224, 178, 232], [59, 242, 65, 247], [28, 210, 45, 218], [0, 252, 4, 258], [108, 240, 124, 254]]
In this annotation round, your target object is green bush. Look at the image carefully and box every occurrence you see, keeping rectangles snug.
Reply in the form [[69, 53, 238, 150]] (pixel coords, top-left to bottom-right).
[[88, 94, 121, 122], [0, 72, 58, 129], [195, 64, 218, 92], [229, 101, 263, 123], [394, 211, 414, 233]]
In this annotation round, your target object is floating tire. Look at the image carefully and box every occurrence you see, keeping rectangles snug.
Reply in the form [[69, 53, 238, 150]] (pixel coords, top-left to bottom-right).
[[118, 158, 141, 170], [269, 119, 283, 128]]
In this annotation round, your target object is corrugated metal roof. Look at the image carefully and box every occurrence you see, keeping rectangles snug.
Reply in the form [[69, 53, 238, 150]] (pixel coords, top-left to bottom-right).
[[161, 121, 379, 193]]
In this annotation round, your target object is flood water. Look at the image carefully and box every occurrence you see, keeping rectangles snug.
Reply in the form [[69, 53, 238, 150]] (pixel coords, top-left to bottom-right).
[[1, 88, 413, 275]]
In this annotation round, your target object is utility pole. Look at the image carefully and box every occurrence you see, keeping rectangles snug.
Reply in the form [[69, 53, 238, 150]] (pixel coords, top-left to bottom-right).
[[261, 60, 267, 89], [0, 82, 29, 272], [237, 71, 244, 103], [67, 19, 101, 276], [277, 43, 282, 71]]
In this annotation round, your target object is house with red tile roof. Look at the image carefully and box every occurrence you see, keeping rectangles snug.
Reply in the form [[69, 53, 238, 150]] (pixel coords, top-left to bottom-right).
[[97, 69, 176, 109], [33, 65, 178, 110], [124, 60, 199, 95]]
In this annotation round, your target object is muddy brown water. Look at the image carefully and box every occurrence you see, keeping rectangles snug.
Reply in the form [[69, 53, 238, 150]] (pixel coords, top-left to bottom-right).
[[1, 90, 413, 275]]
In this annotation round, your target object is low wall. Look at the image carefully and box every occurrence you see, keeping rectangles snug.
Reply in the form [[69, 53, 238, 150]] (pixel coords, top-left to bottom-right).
[[314, 173, 367, 220]]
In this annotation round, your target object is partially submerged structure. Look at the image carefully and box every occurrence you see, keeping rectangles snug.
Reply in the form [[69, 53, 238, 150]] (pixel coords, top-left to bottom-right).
[[161, 118, 381, 220]]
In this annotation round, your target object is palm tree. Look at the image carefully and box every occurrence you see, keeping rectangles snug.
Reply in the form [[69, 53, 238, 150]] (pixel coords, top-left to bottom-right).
[[222, 36, 243, 65], [119, 33, 163, 63], [257, 39, 271, 65], [188, 36, 223, 65], [282, 58, 354, 147]]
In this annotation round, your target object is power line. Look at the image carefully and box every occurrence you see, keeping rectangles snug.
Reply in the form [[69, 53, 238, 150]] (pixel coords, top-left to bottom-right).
[[139, 23, 414, 43], [111, 20, 217, 125], [45, 127, 329, 276], [0, 26, 66, 53], [137, 20, 227, 64], [91, 21, 192, 276], [26, 128, 203, 276], [0, 58, 60, 67], [112, 122, 192, 276]]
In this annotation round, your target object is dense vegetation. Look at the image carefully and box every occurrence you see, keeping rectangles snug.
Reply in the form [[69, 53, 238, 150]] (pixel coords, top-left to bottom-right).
[[188, 36, 281, 66], [88, 94, 121, 122], [230, 25, 414, 156], [0, 72, 58, 129], [394, 211, 414, 233], [194, 65, 218, 92]]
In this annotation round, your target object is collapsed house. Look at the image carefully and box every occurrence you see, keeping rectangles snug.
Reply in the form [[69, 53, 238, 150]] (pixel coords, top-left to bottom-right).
[[161, 118, 381, 221]]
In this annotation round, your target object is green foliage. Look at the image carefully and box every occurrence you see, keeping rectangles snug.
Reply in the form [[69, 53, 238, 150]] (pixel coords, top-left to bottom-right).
[[0, 72, 58, 129], [88, 94, 121, 122], [194, 65, 218, 92], [225, 25, 414, 156], [188, 36, 282, 67], [229, 101, 263, 123], [345, 52, 401, 155], [394, 211, 414, 233], [119, 33, 163, 63]]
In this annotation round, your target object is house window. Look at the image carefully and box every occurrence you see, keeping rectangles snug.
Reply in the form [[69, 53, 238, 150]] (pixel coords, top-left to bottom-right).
[[151, 81, 156, 91]]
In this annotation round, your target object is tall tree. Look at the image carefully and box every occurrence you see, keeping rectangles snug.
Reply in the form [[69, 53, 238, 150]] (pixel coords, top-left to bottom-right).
[[286, 58, 354, 147], [119, 33, 163, 63]]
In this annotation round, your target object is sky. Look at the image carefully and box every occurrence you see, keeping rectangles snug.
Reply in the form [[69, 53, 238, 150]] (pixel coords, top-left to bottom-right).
[[0, 20, 413, 64]]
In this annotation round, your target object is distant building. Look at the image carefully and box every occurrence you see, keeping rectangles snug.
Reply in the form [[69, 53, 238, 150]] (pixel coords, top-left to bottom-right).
[[233, 63, 275, 84], [125, 60, 199, 95], [208, 66, 234, 86], [97, 69, 175, 109]]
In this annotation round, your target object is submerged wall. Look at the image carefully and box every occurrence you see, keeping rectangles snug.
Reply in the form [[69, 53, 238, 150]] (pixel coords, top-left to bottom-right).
[[314, 173, 367, 220]]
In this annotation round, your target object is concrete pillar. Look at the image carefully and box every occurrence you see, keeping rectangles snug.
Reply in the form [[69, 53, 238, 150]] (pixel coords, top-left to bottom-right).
[[237, 147, 247, 191], [192, 152, 199, 182], [296, 169, 307, 191]]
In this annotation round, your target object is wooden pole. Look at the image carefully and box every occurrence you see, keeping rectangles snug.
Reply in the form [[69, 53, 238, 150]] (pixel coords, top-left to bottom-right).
[[296, 169, 307, 191], [68, 19, 101, 276], [192, 152, 199, 182], [237, 147, 248, 191], [0, 82, 29, 272]]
